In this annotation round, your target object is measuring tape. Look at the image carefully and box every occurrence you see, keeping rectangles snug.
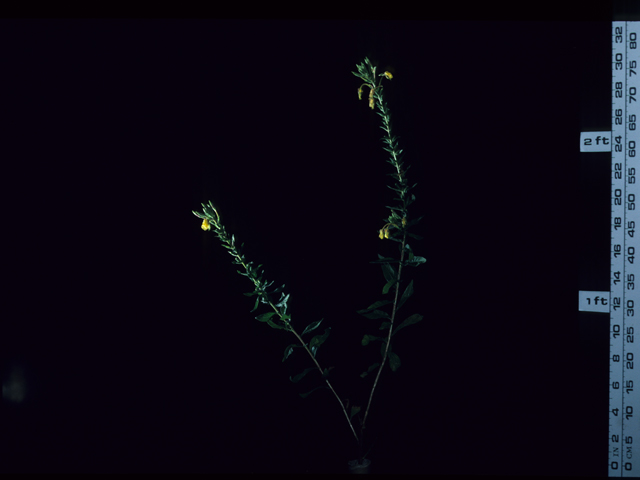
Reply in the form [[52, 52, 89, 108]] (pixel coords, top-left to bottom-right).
[[579, 21, 640, 476]]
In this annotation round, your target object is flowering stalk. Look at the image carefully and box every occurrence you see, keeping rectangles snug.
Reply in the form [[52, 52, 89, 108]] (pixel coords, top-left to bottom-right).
[[193, 57, 425, 467], [193, 202, 359, 443], [352, 57, 425, 462]]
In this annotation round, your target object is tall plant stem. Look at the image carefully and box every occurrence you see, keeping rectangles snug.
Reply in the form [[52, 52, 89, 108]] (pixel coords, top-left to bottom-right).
[[361, 233, 406, 431], [268, 301, 360, 444]]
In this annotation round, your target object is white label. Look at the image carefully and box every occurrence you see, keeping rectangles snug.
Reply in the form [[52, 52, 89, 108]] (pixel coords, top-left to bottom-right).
[[580, 131, 612, 152], [579, 291, 611, 312]]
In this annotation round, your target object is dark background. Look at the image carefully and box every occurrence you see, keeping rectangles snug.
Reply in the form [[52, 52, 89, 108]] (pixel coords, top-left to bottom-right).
[[0, 16, 619, 474]]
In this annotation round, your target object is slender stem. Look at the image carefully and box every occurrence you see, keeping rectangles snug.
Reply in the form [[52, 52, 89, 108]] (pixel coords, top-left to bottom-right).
[[204, 214, 361, 444], [360, 65, 408, 433], [361, 232, 406, 430], [275, 312, 359, 444]]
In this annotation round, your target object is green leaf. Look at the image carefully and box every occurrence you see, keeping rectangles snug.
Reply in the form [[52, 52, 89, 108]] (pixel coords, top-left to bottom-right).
[[380, 261, 397, 284], [322, 366, 334, 378], [396, 280, 414, 311], [266, 318, 284, 330], [300, 386, 328, 399], [369, 257, 399, 264], [290, 367, 315, 383], [349, 406, 361, 421], [282, 344, 296, 362], [382, 279, 397, 294], [309, 328, 331, 357], [275, 293, 290, 308], [256, 312, 278, 322], [302, 319, 323, 336], [360, 362, 380, 378], [393, 314, 424, 336], [360, 309, 389, 320], [362, 334, 380, 346], [406, 255, 426, 266], [250, 296, 260, 313], [379, 321, 391, 330], [388, 351, 401, 372], [357, 300, 393, 314]]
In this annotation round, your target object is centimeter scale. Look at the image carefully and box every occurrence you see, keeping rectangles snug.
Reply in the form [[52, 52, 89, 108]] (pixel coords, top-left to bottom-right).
[[579, 21, 640, 476]]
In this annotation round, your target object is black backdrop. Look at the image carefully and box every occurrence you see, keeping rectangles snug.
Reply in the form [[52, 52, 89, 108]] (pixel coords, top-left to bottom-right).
[[1, 17, 616, 474]]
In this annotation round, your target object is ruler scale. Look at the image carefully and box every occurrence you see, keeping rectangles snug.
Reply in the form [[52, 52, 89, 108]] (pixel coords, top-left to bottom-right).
[[580, 21, 640, 476], [611, 21, 640, 476]]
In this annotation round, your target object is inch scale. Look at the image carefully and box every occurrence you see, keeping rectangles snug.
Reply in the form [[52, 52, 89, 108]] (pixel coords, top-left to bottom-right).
[[580, 21, 640, 476]]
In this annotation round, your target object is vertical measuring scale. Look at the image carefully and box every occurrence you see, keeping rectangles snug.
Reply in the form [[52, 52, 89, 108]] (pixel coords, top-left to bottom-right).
[[580, 22, 640, 476], [611, 21, 640, 476]]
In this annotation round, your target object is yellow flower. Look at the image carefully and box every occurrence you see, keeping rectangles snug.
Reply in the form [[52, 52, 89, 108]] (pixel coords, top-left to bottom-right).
[[401, 217, 407, 227], [383, 71, 393, 80], [357, 87, 363, 100], [201, 218, 211, 231], [384, 228, 390, 239], [379, 229, 385, 239], [369, 97, 375, 109]]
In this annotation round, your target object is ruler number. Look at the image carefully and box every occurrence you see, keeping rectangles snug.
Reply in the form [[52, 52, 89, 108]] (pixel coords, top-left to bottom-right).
[[630, 87, 637, 103], [628, 352, 634, 369], [631, 114, 637, 130], [628, 193, 636, 211], [627, 380, 635, 394], [629, 221, 636, 238], [616, 189, 623, 206], [631, 32, 638, 49], [628, 327, 636, 343], [628, 274, 636, 290], [632, 61, 638, 77], [617, 54, 625, 71], [627, 299, 635, 315], [629, 140, 636, 157], [617, 81, 624, 98]]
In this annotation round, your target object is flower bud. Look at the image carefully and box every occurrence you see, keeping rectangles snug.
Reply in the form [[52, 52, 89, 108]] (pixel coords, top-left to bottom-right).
[[201, 218, 211, 231]]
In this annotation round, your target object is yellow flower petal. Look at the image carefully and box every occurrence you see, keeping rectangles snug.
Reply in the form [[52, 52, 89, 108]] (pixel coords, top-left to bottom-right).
[[383, 71, 393, 80], [201, 218, 211, 231]]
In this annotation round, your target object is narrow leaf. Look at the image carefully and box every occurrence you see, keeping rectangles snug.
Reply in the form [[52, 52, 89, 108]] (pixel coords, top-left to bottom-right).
[[382, 279, 396, 295], [393, 314, 424, 336], [396, 280, 414, 311], [322, 366, 335, 378], [299, 386, 328, 399], [388, 351, 401, 372], [250, 297, 260, 313], [370, 258, 399, 264], [360, 362, 380, 378], [406, 256, 426, 266], [266, 318, 284, 330], [361, 334, 380, 346], [360, 309, 389, 320], [256, 312, 278, 322], [381, 262, 397, 284], [302, 319, 323, 336], [349, 406, 361, 421], [309, 328, 331, 356], [357, 300, 393, 314], [282, 344, 296, 362], [290, 367, 315, 383], [275, 293, 290, 308]]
